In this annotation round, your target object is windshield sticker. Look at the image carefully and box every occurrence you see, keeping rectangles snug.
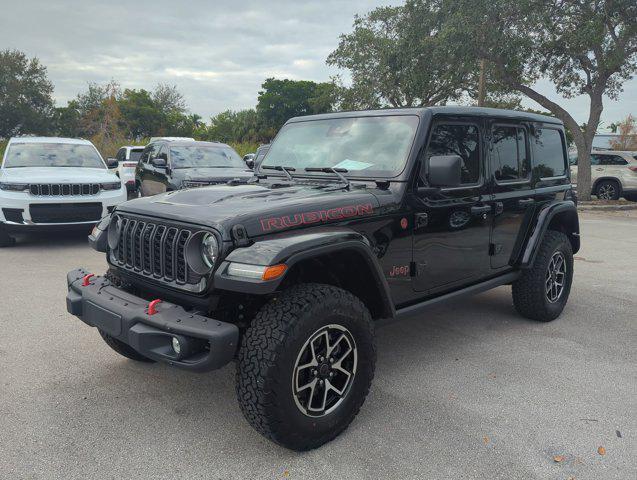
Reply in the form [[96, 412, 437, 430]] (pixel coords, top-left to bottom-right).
[[333, 159, 373, 171], [260, 203, 374, 232]]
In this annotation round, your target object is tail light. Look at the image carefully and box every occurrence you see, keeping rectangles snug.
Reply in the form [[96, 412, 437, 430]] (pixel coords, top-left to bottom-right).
[[628, 166, 637, 172], [122, 162, 137, 168]]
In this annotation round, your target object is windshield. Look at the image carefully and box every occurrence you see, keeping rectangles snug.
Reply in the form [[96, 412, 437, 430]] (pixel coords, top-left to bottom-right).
[[261, 115, 419, 177], [129, 150, 144, 161], [170, 146, 244, 169], [3, 143, 105, 168]]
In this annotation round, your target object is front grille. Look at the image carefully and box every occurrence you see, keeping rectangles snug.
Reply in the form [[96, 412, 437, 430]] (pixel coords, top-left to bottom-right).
[[111, 215, 204, 288], [29, 183, 100, 196], [29, 203, 102, 223], [181, 180, 225, 189]]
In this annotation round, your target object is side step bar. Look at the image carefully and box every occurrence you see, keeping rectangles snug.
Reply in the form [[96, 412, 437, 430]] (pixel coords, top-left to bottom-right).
[[379, 271, 520, 327]]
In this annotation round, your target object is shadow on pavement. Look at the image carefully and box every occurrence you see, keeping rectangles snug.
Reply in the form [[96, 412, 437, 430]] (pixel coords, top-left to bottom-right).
[[6, 228, 92, 249]]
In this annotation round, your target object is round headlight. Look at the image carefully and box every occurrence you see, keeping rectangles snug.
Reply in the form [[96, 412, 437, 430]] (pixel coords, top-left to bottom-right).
[[107, 215, 122, 250], [201, 233, 219, 268]]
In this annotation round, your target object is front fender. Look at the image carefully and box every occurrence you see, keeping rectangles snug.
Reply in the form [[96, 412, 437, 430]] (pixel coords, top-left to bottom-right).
[[213, 228, 394, 317], [519, 200, 580, 267]]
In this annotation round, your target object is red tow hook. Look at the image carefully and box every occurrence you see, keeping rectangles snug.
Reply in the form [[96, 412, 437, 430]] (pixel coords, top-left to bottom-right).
[[82, 274, 95, 286], [148, 299, 162, 316]]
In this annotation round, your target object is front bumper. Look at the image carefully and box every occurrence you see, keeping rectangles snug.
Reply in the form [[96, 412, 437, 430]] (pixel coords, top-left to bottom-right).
[[66, 268, 239, 372], [0, 188, 126, 226]]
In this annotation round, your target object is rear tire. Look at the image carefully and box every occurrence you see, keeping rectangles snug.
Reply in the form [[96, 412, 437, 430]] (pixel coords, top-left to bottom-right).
[[512, 230, 573, 322], [595, 180, 620, 200], [236, 283, 375, 451], [98, 330, 156, 363]]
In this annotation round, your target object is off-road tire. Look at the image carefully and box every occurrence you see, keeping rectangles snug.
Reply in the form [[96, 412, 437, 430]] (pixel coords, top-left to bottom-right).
[[595, 179, 621, 200], [512, 230, 573, 322], [98, 330, 156, 363], [236, 283, 375, 451]]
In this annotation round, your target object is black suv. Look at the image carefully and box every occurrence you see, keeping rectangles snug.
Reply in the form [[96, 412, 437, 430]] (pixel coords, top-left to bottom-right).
[[67, 107, 579, 450], [135, 140, 253, 196]]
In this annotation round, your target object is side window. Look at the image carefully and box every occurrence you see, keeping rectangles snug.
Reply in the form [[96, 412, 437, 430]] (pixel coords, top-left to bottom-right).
[[116, 148, 125, 162], [600, 155, 628, 166], [590, 155, 600, 165], [427, 123, 480, 185], [532, 128, 566, 178], [491, 125, 530, 181], [141, 145, 156, 163], [157, 146, 168, 161]]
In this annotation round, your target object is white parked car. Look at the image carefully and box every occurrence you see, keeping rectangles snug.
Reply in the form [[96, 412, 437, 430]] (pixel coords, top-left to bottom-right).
[[111, 146, 145, 192], [0, 137, 127, 246], [570, 150, 637, 200]]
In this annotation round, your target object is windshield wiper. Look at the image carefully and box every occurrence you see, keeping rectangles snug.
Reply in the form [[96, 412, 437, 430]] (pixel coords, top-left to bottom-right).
[[261, 165, 296, 181], [304, 167, 350, 190]]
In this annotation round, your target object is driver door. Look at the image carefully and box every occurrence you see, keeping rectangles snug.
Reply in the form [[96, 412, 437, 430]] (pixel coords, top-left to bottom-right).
[[411, 120, 493, 294]]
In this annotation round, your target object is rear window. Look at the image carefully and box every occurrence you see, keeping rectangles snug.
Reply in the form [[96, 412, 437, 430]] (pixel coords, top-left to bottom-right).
[[532, 129, 566, 177], [129, 149, 144, 161]]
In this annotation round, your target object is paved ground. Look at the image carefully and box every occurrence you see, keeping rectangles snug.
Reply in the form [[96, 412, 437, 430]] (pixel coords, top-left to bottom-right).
[[1, 211, 635, 480]]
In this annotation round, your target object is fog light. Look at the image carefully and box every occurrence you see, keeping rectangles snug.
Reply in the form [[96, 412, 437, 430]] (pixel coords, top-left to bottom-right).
[[172, 337, 181, 355]]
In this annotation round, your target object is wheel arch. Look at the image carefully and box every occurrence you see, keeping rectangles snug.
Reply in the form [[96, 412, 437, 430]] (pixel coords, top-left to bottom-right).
[[519, 200, 580, 267], [214, 230, 395, 320], [592, 176, 622, 195], [279, 246, 394, 320]]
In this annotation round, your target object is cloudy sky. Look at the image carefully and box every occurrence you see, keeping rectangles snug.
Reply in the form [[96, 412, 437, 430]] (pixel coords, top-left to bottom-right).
[[2, 0, 635, 130]]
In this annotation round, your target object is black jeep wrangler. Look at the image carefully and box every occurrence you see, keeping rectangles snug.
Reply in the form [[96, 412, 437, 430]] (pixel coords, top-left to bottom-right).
[[66, 107, 579, 450]]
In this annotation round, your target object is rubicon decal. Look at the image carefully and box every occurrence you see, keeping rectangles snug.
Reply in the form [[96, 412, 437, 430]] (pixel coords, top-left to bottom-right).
[[260, 203, 374, 232]]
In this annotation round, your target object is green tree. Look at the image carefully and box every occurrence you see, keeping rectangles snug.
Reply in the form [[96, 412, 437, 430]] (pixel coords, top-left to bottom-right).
[[0, 49, 54, 137], [441, 0, 637, 199], [118, 88, 161, 138], [256, 78, 336, 131], [152, 83, 187, 114], [327, 3, 473, 109], [53, 100, 81, 137]]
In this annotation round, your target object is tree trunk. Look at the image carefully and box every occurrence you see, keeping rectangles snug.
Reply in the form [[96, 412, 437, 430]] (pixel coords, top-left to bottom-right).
[[571, 128, 593, 201], [578, 92, 605, 201], [478, 59, 487, 107]]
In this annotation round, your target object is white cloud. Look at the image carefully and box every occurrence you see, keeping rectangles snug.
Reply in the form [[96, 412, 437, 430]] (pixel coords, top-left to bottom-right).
[[0, 0, 634, 125]]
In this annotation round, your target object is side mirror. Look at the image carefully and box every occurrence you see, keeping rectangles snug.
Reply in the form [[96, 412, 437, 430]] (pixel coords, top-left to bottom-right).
[[106, 158, 118, 168], [426, 155, 463, 188], [243, 154, 255, 170], [151, 157, 167, 168]]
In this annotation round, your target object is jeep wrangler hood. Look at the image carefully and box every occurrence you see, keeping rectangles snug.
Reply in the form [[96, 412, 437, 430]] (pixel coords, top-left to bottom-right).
[[117, 182, 381, 240]]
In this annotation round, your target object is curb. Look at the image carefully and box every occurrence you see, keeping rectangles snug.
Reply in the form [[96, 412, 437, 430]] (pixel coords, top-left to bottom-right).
[[578, 203, 637, 211]]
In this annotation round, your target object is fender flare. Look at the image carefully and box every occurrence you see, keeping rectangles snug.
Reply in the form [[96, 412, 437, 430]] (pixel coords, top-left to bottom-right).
[[519, 200, 580, 267], [213, 228, 395, 318], [592, 176, 623, 195]]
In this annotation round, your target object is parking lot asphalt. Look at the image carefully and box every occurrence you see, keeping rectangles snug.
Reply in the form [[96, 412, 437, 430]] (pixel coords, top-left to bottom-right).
[[0, 211, 635, 480]]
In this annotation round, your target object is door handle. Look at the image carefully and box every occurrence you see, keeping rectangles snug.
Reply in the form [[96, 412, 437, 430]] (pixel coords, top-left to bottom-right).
[[518, 198, 534, 207], [470, 205, 492, 215], [595, 168, 604, 171]]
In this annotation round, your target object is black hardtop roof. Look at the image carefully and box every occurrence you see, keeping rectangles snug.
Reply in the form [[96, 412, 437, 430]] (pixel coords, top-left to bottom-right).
[[287, 106, 562, 126], [150, 139, 233, 148]]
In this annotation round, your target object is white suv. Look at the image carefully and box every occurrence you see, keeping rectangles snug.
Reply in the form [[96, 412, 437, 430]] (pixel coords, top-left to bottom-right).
[[0, 137, 127, 246], [111, 146, 145, 193], [570, 150, 637, 200]]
